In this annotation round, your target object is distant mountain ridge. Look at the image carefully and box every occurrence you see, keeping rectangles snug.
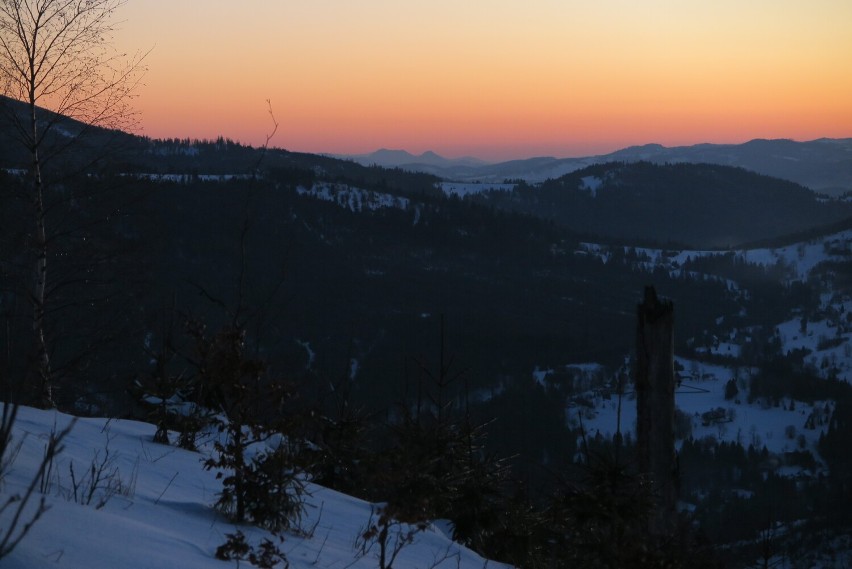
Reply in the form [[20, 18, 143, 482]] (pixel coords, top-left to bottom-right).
[[347, 138, 852, 197], [339, 148, 489, 170]]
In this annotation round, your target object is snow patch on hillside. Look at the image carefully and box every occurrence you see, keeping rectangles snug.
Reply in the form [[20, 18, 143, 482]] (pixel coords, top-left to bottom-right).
[[570, 358, 832, 466], [579, 176, 603, 197], [578, 228, 852, 282], [297, 183, 410, 213], [440, 182, 515, 197], [126, 173, 254, 182], [1, 406, 510, 569], [777, 316, 852, 382]]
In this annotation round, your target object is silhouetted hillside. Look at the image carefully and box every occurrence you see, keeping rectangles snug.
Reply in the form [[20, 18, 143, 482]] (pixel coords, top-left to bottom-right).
[[473, 162, 852, 248]]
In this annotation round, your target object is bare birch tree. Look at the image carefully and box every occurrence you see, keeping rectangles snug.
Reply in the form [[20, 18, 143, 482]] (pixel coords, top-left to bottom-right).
[[0, 0, 145, 406]]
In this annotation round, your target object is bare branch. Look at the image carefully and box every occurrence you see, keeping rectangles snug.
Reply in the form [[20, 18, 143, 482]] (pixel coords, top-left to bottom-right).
[[0, 400, 74, 559]]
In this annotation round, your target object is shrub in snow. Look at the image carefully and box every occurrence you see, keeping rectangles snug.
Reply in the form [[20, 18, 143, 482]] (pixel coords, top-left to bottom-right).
[[302, 374, 371, 496], [370, 408, 509, 552], [132, 315, 215, 451], [784, 425, 796, 440], [0, 401, 72, 560], [206, 438, 305, 532], [724, 378, 739, 401], [62, 431, 137, 508], [355, 504, 429, 569], [215, 530, 289, 569], [189, 322, 306, 531]]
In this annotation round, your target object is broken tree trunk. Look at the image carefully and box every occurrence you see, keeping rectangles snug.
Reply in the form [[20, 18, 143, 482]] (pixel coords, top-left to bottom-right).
[[635, 286, 677, 535]]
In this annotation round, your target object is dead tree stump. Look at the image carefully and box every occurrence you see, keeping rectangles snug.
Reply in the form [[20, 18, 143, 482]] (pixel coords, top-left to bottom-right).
[[635, 286, 677, 535]]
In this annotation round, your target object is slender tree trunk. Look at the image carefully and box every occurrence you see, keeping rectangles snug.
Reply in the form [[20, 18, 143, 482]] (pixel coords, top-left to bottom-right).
[[2, 0, 144, 408], [378, 521, 389, 569], [28, 90, 53, 407]]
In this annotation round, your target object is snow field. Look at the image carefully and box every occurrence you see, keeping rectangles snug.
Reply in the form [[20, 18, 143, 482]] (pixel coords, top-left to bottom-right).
[[2, 406, 510, 569]]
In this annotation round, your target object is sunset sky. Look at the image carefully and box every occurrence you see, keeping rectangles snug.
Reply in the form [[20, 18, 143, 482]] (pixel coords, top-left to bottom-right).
[[115, 0, 852, 161]]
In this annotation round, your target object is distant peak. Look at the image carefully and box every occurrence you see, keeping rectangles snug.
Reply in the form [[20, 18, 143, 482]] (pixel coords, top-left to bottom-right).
[[372, 148, 414, 157]]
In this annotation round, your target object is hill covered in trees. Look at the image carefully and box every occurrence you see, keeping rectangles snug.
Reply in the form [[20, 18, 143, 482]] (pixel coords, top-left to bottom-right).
[[472, 161, 852, 248]]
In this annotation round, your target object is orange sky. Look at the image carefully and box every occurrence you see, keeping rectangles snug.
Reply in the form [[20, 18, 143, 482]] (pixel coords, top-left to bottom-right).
[[114, 0, 852, 161]]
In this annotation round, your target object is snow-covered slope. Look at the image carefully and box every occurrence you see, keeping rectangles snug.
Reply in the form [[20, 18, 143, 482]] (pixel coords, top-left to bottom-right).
[[297, 183, 411, 213], [578, 229, 852, 282], [577, 229, 852, 382], [440, 182, 515, 197], [1, 406, 509, 569], [569, 357, 832, 461]]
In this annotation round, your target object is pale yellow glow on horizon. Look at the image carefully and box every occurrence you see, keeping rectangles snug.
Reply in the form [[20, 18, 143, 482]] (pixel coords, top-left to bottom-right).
[[112, 0, 852, 160]]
